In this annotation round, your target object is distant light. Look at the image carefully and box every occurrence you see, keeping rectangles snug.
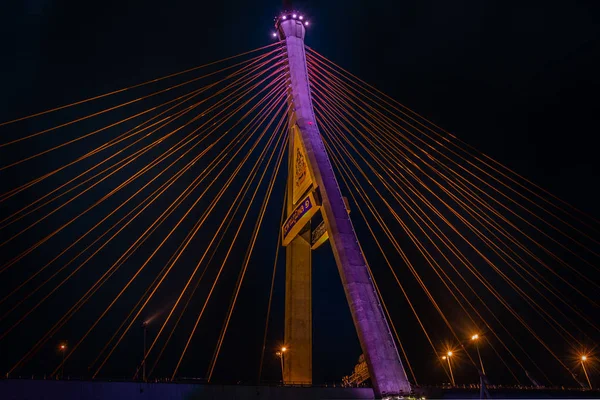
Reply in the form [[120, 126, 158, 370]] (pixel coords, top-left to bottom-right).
[[305, 21, 309, 26], [272, 32, 277, 38], [299, 16, 304, 20], [292, 14, 297, 18], [282, 16, 287, 20], [281, 347, 287, 352], [582, 355, 588, 361], [441, 356, 447, 360], [471, 334, 479, 341], [447, 351, 453, 357]]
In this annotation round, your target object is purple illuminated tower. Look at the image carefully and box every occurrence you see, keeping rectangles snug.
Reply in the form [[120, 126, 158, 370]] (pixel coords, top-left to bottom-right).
[[276, 13, 412, 398]]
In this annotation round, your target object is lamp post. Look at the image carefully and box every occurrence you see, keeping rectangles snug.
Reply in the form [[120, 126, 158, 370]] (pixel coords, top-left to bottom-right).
[[276, 347, 287, 383], [276, 352, 283, 381], [471, 334, 485, 375], [442, 351, 456, 387], [581, 356, 592, 390], [58, 343, 67, 379], [141, 321, 148, 382]]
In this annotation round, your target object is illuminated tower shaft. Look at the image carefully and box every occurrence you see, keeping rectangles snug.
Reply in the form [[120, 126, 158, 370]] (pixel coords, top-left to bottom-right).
[[278, 16, 411, 397], [283, 123, 313, 384]]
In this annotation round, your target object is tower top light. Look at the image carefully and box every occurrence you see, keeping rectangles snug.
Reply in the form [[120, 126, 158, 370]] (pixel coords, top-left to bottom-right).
[[274, 11, 309, 38]]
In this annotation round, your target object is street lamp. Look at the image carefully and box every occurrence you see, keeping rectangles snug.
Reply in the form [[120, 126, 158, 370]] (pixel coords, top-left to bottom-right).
[[58, 343, 67, 379], [471, 334, 486, 375], [581, 355, 592, 390], [443, 351, 456, 387], [141, 321, 148, 382], [277, 347, 287, 382]]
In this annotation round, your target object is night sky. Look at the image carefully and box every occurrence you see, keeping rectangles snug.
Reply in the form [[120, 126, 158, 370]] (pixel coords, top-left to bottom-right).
[[1, 0, 599, 388]]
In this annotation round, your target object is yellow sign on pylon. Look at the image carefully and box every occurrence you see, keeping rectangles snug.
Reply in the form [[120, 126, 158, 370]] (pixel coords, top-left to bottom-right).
[[310, 197, 350, 250], [310, 220, 329, 250], [282, 191, 320, 246], [292, 125, 314, 205]]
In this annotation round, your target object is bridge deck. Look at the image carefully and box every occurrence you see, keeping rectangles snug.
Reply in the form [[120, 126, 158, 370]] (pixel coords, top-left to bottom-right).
[[1, 379, 373, 400], [3, 379, 600, 399]]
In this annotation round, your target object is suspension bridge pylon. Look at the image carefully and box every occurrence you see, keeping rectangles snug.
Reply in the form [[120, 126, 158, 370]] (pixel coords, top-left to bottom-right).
[[277, 13, 412, 398]]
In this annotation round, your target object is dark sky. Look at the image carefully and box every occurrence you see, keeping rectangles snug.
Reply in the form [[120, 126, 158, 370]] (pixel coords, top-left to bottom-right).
[[0, 0, 599, 388]]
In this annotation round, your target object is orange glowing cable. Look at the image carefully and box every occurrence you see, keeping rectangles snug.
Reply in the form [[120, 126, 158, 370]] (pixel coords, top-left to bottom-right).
[[313, 88, 600, 340], [307, 56, 600, 259], [90, 89, 289, 373], [324, 135, 532, 383], [363, 246, 419, 385], [321, 117, 466, 334], [0, 55, 287, 235], [206, 123, 287, 381], [122, 110, 289, 381], [91, 97, 289, 379], [307, 56, 600, 257], [429, 159, 600, 324], [316, 103, 556, 382], [167, 110, 289, 382], [318, 104, 572, 382], [0, 49, 284, 207], [310, 77, 600, 308], [134, 97, 289, 380], [10, 88, 289, 377], [322, 136, 456, 383], [308, 69, 600, 288], [257, 187, 287, 384], [0, 42, 282, 133], [306, 46, 600, 229], [1, 74, 289, 325], [0, 49, 285, 174], [0, 78, 286, 316], [423, 154, 600, 330], [326, 112, 588, 356], [59, 125, 285, 379], [0, 64, 288, 279]]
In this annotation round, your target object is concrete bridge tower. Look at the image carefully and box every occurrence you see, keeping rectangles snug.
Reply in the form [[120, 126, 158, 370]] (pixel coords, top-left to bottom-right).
[[276, 12, 412, 398]]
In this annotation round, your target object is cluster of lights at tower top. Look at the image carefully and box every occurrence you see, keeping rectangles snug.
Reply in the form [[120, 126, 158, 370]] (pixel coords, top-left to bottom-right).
[[272, 12, 309, 38]]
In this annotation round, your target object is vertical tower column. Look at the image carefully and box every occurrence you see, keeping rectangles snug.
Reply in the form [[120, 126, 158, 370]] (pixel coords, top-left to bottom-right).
[[278, 16, 411, 397], [283, 120, 313, 384]]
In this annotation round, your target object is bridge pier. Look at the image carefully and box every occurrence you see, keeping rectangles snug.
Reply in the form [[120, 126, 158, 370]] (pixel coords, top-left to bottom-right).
[[283, 222, 312, 383]]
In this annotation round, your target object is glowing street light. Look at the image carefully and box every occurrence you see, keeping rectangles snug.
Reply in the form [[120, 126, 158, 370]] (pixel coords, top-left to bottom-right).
[[58, 342, 67, 379], [277, 347, 287, 382], [443, 351, 456, 387], [471, 333, 486, 375], [581, 355, 593, 390], [141, 321, 149, 381]]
